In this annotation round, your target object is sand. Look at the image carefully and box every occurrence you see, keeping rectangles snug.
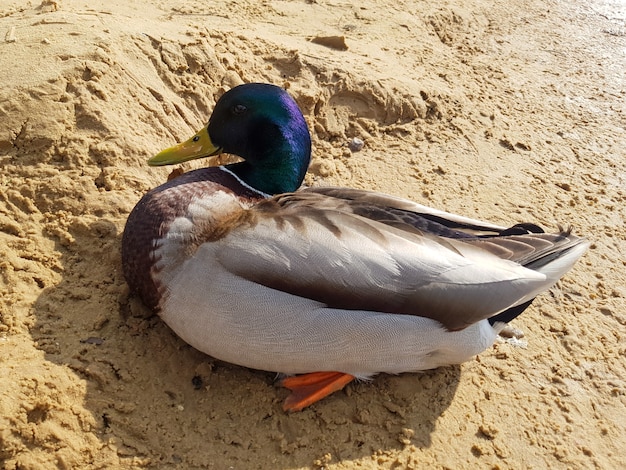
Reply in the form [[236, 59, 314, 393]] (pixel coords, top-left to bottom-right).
[[1, 0, 625, 468]]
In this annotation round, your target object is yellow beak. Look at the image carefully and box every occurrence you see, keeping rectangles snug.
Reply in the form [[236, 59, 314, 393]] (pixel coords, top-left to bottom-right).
[[148, 127, 221, 166]]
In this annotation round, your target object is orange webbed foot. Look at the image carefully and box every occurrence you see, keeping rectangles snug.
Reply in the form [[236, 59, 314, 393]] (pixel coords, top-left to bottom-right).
[[279, 371, 356, 412]]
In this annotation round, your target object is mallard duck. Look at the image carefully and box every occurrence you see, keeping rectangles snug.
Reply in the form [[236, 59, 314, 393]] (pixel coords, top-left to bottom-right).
[[122, 83, 589, 412]]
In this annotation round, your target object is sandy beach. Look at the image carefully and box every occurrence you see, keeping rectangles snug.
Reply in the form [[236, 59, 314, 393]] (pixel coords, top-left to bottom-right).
[[1, 0, 625, 468]]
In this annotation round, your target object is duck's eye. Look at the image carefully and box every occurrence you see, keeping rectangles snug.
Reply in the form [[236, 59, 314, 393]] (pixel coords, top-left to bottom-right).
[[232, 104, 247, 115], [192, 135, 200, 142]]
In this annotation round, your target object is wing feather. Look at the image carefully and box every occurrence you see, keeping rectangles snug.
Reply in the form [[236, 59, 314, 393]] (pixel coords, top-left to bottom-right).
[[208, 191, 586, 330], [301, 186, 508, 236]]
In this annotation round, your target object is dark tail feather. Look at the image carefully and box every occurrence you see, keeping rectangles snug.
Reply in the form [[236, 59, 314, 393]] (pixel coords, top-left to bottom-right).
[[488, 298, 535, 326]]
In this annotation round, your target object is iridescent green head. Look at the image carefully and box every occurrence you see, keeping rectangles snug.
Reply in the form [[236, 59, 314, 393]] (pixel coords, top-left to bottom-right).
[[149, 83, 312, 195]]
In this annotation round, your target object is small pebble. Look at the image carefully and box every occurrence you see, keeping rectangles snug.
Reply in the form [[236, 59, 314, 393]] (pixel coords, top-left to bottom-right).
[[310, 35, 348, 51], [6, 26, 16, 43], [348, 137, 364, 152], [498, 325, 524, 339], [80, 337, 104, 345]]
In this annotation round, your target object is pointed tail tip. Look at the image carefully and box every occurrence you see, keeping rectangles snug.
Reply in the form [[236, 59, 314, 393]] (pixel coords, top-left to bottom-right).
[[538, 237, 590, 282], [488, 237, 589, 327]]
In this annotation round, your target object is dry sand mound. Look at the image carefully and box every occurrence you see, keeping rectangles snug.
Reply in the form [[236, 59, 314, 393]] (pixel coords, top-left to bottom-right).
[[1, 0, 624, 468]]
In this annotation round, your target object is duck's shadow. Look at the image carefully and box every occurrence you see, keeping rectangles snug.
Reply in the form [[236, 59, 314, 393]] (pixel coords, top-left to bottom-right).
[[31, 218, 460, 467]]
